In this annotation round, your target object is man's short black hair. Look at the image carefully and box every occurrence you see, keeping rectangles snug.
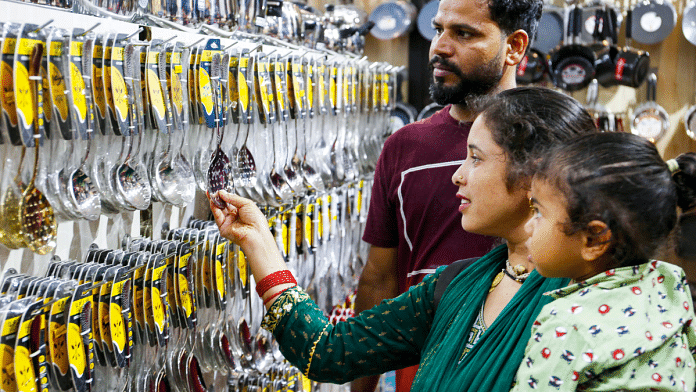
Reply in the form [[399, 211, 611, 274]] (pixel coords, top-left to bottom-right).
[[487, 0, 543, 41]]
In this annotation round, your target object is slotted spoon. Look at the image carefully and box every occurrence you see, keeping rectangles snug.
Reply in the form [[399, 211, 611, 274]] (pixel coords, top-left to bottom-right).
[[20, 44, 57, 254], [207, 53, 233, 208]]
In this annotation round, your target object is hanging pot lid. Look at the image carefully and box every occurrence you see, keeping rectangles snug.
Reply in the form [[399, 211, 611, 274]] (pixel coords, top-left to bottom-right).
[[682, 0, 696, 46], [631, 0, 677, 45], [532, 7, 565, 53], [416, 0, 439, 41], [369, 1, 418, 40]]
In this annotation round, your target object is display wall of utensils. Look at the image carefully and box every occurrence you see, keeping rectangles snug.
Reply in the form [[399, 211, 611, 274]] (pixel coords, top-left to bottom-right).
[[0, 179, 373, 392], [0, 8, 398, 257], [6, 0, 373, 57]]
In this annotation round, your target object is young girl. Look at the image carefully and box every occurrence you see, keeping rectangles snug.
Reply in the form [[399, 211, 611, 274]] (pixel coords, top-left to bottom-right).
[[514, 132, 696, 391]]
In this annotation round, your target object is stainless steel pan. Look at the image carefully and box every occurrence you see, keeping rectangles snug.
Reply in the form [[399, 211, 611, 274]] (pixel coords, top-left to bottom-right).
[[631, 73, 669, 142]]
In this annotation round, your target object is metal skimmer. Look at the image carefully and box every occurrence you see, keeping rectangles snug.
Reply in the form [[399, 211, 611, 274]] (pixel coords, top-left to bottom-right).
[[207, 53, 233, 208], [20, 43, 57, 254]]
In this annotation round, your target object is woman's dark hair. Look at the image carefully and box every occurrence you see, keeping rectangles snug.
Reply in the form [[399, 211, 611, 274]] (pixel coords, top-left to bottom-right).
[[472, 86, 598, 189], [535, 132, 696, 267]]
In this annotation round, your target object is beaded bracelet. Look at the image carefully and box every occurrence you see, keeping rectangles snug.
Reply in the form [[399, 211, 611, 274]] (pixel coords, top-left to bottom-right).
[[256, 270, 297, 297], [263, 285, 296, 306]]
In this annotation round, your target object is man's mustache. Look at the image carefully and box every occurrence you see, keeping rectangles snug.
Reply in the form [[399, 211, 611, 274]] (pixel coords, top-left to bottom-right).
[[429, 55, 462, 77]]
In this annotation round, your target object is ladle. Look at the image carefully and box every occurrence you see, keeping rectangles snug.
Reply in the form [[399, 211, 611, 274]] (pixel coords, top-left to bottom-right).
[[67, 38, 101, 221], [114, 43, 151, 210]]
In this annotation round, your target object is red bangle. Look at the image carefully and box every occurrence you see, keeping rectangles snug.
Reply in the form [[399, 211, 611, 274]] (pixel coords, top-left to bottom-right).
[[263, 285, 296, 305], [256, 270, 297, 297]]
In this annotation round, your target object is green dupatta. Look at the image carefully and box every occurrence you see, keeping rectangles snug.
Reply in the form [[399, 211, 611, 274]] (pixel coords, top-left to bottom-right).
[[411, 245, 569, 391]]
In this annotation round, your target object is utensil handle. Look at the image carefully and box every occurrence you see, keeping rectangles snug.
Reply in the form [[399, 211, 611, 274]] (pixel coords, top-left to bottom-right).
[[647, 72, 657, 102]]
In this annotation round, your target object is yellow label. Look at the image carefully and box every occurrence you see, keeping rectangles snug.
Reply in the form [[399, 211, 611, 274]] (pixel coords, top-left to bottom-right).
[[238, 71, 248, 112], [92, 64, 105, 115], [2, 38, 17, 55], [240, 57, 249, 68], [229, 68, 239, 107], [238, 250, 247, 287], [282, 212, 290, 256], [17, 38, 42, 56], [329, 67, 337, 108], [273, 71, 285, 112], [373, 74, 381, 109], [351, 67, 357, 106], [147, 69, 165, 122], [382, 74, 389, 107], [109, 302, 126, 354], [104, 60, 114, 112], [112, 66, 128, 123], [178, 253, 192, 318], [1, 315, 19, 337], [49, 41, 61, 57], [307, 65, 314, 111], [317, 199, 323, 240], [133, 267, 145, 329], [66, 322, 85, 377], [2, 61, 18, 126], [357, 180, 364, 214], [69, 41, 83, 57], [258, 69, 271, 116], [15, 62, 33, 128], [215, 243, 225, 299], [47, 62, 69, 122], [305, 203, 313, 247], [198, 67, 213, 116], [147, 51, 159, 65], [1, 343, 17, 392], [200, 50, 213, 63], [171, 70, 183, 116], [14, 344, 36, 392], [70, 62, 87, 122], [151, 285, 165, 334], [295, 205, 303, 249]]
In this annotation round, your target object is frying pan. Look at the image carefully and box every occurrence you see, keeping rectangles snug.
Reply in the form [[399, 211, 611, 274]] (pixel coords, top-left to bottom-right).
[[549, 4, 596, 91], [531, 4, 565, 54], [630, 0, 677, 44], [416, 0, 438, 41], [369, 0, 418, 40], [682, 0, 696, 46], [516, 48, 548, 85], [631, 73, 669, 142]]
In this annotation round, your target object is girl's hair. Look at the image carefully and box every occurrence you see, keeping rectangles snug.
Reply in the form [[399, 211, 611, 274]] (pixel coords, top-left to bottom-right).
[[472, 86, 599, 189], [536, 132, 696, 267]]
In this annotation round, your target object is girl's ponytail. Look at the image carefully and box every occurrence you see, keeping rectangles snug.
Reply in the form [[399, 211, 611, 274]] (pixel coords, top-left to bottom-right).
[[672, 153, 696, 212]]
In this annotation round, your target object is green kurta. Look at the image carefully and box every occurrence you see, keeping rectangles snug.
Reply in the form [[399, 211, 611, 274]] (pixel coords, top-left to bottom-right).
[[261, 245, 569, 391]]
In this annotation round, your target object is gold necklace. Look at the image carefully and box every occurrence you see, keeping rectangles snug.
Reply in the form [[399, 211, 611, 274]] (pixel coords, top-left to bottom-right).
[[489, 271, 504, 292]]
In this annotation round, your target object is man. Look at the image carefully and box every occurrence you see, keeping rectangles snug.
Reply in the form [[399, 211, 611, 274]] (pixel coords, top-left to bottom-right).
[[351, 0, 541, 390]]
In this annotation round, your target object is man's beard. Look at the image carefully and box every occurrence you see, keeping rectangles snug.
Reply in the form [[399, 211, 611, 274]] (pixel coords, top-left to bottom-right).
[[428, 52, 504, 106]]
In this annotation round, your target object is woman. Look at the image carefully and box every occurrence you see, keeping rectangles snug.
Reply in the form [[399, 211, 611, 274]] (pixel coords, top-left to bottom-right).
[[209, 87, 599, 391]]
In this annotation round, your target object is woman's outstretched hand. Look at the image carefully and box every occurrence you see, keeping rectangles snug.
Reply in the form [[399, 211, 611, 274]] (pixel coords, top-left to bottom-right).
[[208, 190, 270, 247], [208, 190, 292, 306]]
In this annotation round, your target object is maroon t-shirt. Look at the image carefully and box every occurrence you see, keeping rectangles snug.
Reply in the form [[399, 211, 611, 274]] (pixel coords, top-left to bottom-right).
[[362, 105, 497, 293]]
